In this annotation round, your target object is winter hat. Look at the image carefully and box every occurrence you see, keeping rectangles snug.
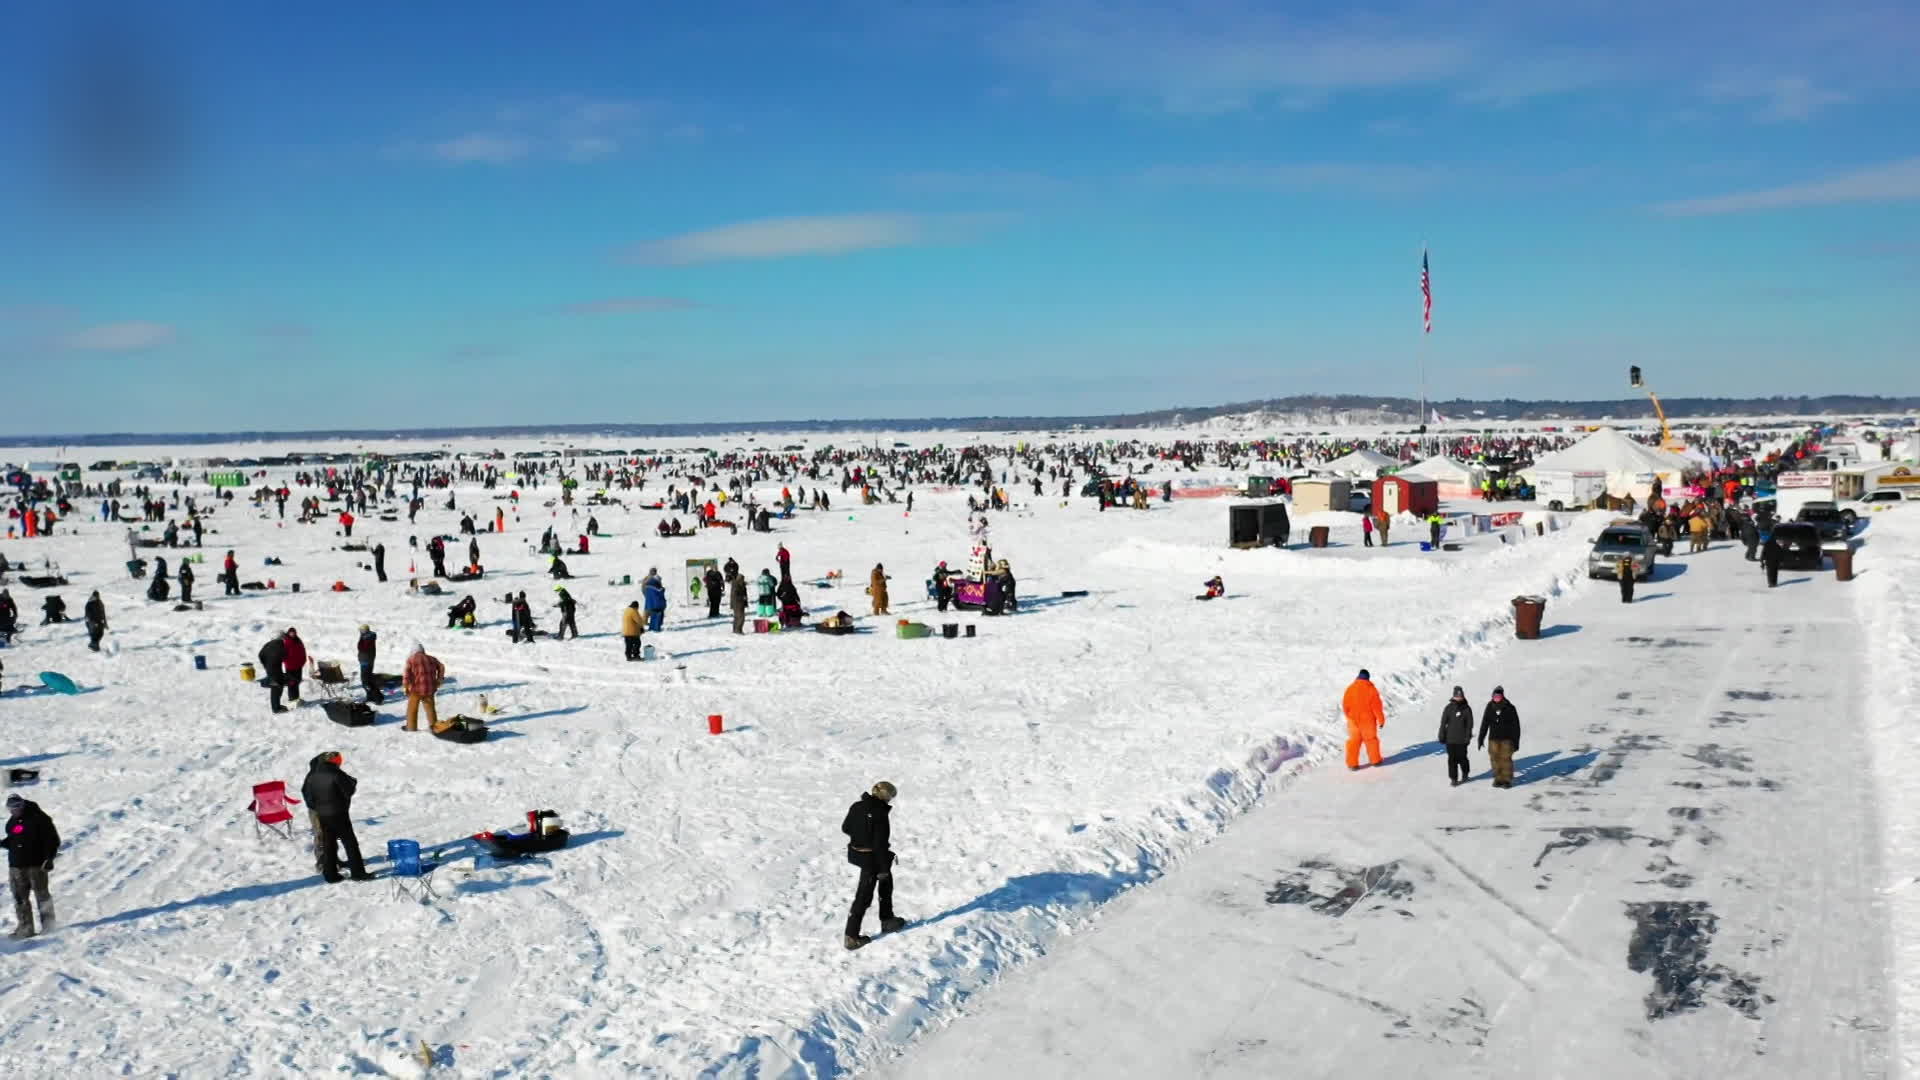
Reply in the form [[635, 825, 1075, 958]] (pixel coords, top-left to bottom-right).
[[1492, 685, 1505, 696], [1451, 685, 1465, 698], [5, 794, 22, 810], [871, 781, 897, 801], [359, 624, 370, 633], [1357, 668, 1371, 680]]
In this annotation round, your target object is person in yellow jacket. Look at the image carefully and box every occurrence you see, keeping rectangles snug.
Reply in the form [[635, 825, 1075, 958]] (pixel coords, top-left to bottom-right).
[[1342, 669, 1386, 770], [620, 600, 644, 662]]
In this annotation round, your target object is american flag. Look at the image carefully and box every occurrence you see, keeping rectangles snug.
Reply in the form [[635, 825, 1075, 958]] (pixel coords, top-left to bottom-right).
[[1420, 249, 1432, 334]]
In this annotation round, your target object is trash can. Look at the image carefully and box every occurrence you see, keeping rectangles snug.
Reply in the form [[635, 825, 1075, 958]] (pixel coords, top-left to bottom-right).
[[1831, 546, 1855, 582], [1512, 595, 1546, 640], [1309, 525, 1330, 548], [240, 662, 257, 682]]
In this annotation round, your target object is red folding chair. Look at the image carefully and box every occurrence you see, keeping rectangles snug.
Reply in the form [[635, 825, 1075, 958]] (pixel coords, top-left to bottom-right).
[[250, 781, 301, 841]]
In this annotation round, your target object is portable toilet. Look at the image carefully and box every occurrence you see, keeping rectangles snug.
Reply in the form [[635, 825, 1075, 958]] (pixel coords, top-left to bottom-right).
[[1373, 475, 1439, 518]]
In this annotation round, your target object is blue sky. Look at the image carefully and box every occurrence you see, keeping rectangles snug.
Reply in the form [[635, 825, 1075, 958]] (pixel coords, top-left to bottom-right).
[[2, 1, 1917, 435]]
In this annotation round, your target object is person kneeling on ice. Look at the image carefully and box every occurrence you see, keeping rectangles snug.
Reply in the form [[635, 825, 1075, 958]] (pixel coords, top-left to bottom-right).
[[4, 793, 60, 938], [1438, 685, 1474, 786], [1342, 669, 1386, 770], [842, 781, 907, 950], [301, 752, 373, 882], [1203, 575, 1224, 599]]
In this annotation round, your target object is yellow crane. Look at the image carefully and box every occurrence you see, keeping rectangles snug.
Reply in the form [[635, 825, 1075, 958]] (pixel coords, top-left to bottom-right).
[[1628, 366, 1688, 453]]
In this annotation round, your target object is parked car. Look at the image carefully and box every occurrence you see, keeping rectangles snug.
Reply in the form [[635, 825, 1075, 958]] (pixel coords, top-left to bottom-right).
[[1794, 500, 1853, 539], [1769, 522, 1825, 570], [1852, 488, 1919, 515], [1587, 523, 1657, 581], [1348, 490, 1373, 514]]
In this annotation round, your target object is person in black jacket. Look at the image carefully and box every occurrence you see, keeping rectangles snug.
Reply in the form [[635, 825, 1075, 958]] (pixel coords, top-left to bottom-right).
[[356, 625, 383, 703], [1476, 686, 1522, 788], [1761, 536, 1784, 588], [372, 541, 387, 583], [1437, 685, 1475, 786], [554, 587, 580, 640], [178, 560, 194, 604], [703, 566, 725, 619], [841, 781, 906, 950], [0, 588, 17, 639], [4, 794, 60, 938], [446, 595, 476, 629], [511, 592, 536, 643], [259, 634, 289, 714], [300, 752, 371, 882], [40, 594, 67, 625], [83, 591, 107, 651]]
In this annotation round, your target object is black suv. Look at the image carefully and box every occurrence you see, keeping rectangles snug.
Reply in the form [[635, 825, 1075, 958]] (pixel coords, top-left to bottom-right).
[[1769, 523, 1825, 569], [1793, 501, 1852, 541]]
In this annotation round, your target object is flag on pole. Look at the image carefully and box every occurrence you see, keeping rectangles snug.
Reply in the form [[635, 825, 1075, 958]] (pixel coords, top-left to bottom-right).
[[1420, 249, 1432, 334]]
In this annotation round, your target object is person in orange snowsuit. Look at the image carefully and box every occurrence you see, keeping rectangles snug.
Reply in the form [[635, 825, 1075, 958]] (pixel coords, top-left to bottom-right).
[[1342, 669, 1386, 770]]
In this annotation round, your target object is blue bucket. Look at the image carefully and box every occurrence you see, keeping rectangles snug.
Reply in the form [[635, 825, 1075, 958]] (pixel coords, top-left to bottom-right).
[[193, 655, 207, 670], [387, 839, 422, 876]]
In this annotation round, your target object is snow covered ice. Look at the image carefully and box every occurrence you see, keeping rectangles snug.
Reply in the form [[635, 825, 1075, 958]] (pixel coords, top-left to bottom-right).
[[0, 430, 1911, 1078]]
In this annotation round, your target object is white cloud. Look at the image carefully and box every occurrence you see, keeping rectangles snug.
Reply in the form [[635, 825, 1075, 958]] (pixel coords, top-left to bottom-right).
[[1138, 162, 1445, 195], [431, 133, 531, 165], [404, 97, 684, 165], [561, 297, 704, 315], [623, 214, 929, 264], [894, 169, 1070, 196], [990, 5, 1475, 113], [1706, 74, 1853, 121], [1653, 157, 1920, 216], [61, 321, 178, 350]]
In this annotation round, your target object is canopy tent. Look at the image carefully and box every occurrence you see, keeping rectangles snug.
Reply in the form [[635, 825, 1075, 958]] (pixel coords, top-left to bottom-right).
[[1522, 427, 1695, 497], [1317, 448, 1400, 477], [1397, 456, 1486, 499]]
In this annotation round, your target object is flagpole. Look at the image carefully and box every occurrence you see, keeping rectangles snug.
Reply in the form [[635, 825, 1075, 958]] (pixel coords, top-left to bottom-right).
[[1419, 242, 1429, 442]]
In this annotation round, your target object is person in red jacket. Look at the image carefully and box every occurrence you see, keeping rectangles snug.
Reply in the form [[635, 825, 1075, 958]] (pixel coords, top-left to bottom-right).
[[223, 549, 240, 596], [1341, 668, 1386, 770], [281, 628, 307, 704], [338, 510, 355, 538]]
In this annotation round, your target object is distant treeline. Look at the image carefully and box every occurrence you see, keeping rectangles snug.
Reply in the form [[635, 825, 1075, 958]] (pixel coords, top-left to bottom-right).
[[4, 394, 1916, 448]]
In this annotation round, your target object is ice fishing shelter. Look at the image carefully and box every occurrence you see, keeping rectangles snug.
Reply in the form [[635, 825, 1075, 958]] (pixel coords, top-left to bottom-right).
[[1228, 500, 1291, 548], [1290, 478, 1350, 514], [1372, 475, 1439, 518]]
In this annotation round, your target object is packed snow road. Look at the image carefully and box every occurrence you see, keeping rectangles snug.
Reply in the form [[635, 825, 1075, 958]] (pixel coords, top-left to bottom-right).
[[894, 529, 1895, 1078]]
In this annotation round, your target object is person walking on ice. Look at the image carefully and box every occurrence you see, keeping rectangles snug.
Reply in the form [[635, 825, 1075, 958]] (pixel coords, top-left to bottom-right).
[[4, 794, 60, 938], [1342, 669, 1386, 771], [841, 780, 907, 950], [402, 644, 444, 732], [1438, 685, 1474, 786], [1477, 686, 1521, 788]]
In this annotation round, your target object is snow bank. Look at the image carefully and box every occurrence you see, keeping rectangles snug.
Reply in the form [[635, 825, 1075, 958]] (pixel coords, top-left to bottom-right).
[[1858, 508, 1920, 1075]]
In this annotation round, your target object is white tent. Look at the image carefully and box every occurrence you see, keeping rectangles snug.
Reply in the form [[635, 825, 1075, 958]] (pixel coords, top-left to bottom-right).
[[1318, 448, 1399, 477], [1398, 456, 1486, 499], [1522, 427, 1694, 497]]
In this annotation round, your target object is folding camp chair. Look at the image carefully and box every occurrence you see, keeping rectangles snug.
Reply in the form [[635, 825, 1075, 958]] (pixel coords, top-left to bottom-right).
[[387, 839, 438, 903], [250, 781, 301, 841], [311, 659, 351, 700]]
